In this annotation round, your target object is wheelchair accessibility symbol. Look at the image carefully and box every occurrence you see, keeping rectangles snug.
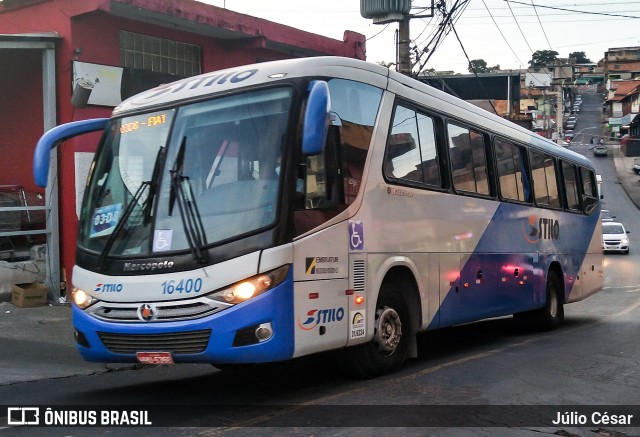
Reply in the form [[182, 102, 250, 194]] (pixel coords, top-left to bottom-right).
[[349, 221, 364, 250], [153, 229, 173, 252]]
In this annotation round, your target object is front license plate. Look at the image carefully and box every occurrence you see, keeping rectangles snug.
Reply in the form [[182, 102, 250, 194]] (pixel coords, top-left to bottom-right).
[[136, 351, 174, 365]]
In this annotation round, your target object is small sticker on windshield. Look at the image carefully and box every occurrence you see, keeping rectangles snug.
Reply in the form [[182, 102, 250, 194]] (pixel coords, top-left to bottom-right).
[[153, 229, 173, 252], [90, 204, 122, 238]]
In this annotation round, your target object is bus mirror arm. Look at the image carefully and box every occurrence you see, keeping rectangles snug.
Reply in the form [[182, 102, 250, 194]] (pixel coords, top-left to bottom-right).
[[33, 118, 109, 187], [581, 195, 598, 215], [301, 80, 330, 156]]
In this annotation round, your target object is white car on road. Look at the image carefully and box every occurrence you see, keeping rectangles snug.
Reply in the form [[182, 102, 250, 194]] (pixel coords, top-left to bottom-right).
[[602, 221, 630, 254]]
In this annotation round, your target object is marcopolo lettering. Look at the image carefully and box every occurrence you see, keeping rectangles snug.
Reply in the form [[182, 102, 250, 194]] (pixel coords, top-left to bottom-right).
[[123, 261, 175, 272]]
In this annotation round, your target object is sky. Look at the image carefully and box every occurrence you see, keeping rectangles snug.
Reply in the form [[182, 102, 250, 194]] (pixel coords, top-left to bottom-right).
[[198, 0, 640, 74]]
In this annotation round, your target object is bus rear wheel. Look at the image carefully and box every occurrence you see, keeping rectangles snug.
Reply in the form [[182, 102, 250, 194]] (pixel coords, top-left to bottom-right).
[[515, 270, 564, 331], [343, 283, 410, 378]]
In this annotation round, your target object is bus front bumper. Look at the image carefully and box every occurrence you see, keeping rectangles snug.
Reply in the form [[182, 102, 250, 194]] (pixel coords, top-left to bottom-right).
[[72, 281, 294, 365]]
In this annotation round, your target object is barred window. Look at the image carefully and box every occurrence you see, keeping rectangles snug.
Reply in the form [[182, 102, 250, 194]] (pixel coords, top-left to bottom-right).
[[120, 31, 201, 76]]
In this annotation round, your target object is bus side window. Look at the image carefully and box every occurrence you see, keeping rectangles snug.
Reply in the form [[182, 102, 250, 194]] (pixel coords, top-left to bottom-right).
[[561, 161, 581, 212], [293, 125, 347, 236], [447, 123, 489, 195], [530, 150, 561, 208], [580, 167, 599, 215], [383, 104, 442, 188], [293, 78, 381, 237], [494, 138, 529, 203]]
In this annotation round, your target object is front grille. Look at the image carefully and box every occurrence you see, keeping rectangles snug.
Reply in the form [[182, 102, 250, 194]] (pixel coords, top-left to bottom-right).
[[98, 329, 211, 354], [604, 239, 621, 245], [90, 301, 224, 322]]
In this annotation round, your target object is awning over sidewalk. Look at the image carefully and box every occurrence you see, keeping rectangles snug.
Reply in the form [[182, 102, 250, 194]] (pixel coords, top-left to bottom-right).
[[609, 113, 638, 126]]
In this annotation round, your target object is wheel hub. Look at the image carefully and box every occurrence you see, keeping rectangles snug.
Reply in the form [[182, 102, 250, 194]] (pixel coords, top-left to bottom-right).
[[374, 306, 402, 354]]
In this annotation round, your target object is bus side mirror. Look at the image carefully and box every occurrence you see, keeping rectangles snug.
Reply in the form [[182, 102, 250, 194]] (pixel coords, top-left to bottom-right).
[[34, 118, 109, 187], [302, 80, 330, 156]]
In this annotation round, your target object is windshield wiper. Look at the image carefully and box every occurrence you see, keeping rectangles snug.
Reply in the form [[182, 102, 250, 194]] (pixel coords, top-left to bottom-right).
[[169, 137, 209, 263], [144, 145, 166, 225], [97, 181, 149, 270]]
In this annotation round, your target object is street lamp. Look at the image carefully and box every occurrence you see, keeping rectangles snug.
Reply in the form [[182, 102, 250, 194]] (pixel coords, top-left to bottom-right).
[[566, 126, 601, 147]]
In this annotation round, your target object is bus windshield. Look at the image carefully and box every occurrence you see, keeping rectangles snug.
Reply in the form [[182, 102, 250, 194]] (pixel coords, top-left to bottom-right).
[[78, 87, 293, 257]]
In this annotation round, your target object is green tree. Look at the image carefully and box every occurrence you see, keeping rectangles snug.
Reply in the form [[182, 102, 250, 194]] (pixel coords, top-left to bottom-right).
[[468, 59, 488, 73], [529, 50, 559, 67], [568, 51, 591, 63], [469, 59, 500, 73]]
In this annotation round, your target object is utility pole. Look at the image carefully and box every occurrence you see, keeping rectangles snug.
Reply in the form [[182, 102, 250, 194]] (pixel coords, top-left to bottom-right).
[[543, 89, 548, 137], [556, 83, 563, 145], [398, 18, 412, 76]]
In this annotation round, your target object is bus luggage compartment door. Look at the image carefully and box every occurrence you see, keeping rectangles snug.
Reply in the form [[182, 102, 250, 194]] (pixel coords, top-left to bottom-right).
[[292, 278, 349, 358]]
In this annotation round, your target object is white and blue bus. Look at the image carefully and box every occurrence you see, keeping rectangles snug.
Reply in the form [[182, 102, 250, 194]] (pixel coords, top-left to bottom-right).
[[34, 57, 603, 378]]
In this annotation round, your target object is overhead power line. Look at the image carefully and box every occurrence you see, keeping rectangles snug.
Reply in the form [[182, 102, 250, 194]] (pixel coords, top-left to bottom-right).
[[506, 0, 534, 53], [530, 0, 553, 50], [503, 0, 640, 19], [482, 0, 527, 67], [412, 0, 471, 75], [450, 21, 498, 114]]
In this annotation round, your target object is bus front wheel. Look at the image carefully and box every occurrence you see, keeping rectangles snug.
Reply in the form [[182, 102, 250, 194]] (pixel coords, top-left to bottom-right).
[[343, 283, 410, 378]]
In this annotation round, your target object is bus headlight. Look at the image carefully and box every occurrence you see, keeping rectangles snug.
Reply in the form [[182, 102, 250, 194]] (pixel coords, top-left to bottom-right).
[[72, 287, 99, 309], [211, 265, 290, 304]]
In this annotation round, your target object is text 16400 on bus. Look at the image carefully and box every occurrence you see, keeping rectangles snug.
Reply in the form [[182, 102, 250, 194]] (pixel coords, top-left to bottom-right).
[[33, 57, 602, 378]]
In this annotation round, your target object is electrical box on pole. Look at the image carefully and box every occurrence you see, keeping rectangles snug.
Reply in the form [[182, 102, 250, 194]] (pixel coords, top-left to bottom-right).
[[360, 0, 413, 75], [360, 0, 412, 24]]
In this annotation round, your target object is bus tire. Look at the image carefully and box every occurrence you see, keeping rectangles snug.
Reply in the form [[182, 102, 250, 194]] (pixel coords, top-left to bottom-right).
[[343, 283, 410, 378], [517, 271, 564, 331]]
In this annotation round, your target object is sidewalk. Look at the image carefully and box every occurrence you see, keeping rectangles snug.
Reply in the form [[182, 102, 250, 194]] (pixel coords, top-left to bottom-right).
[[1, 150, 639, 387], [0, 301, 134, 385], [612, 146, 640, 210]]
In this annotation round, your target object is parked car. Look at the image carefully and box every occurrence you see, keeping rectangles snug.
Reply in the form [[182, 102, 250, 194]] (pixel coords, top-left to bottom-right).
[[564, 130, 575, 143], [633, 157, 640, 175], [565, 120, 577, 130], [593, 143, 608, 156], [601, 209, 616, 222], [602, 221, 630, 254]]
